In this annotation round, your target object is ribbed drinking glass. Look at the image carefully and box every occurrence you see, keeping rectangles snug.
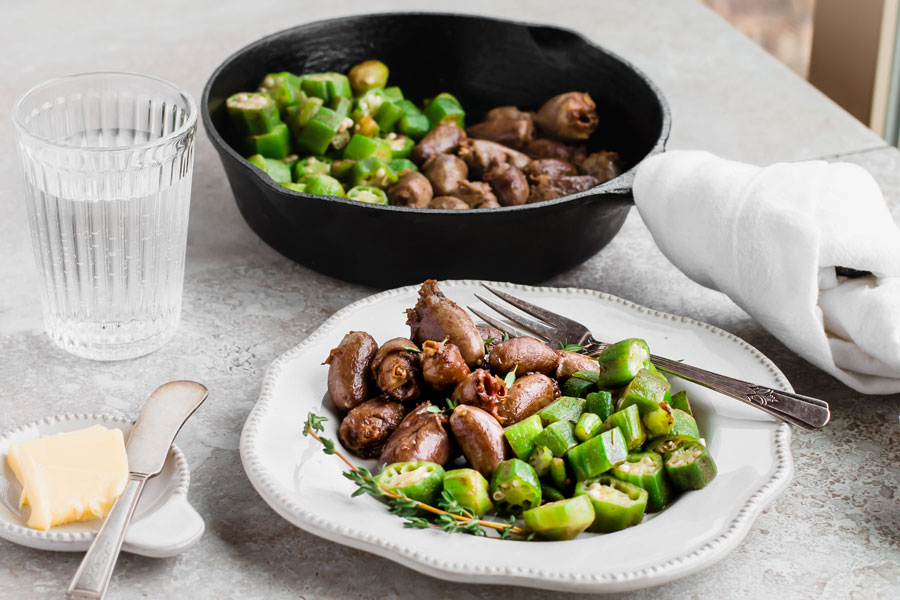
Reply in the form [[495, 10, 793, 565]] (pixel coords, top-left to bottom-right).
[[13, 72, 198, 360]]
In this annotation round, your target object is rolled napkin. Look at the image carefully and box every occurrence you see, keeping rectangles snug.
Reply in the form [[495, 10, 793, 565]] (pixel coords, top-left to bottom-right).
[[632, 150, 900, 394]]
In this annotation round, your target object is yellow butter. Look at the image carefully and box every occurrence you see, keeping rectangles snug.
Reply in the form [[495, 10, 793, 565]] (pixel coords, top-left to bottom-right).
[[6, 425, 129, 531]]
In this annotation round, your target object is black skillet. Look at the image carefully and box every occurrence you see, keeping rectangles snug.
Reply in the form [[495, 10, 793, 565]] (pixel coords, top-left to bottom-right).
[[202, 13, 671, 287]]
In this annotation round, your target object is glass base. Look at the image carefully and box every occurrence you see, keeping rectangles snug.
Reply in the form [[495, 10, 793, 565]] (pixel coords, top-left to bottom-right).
[[45, 314, 179, 361]]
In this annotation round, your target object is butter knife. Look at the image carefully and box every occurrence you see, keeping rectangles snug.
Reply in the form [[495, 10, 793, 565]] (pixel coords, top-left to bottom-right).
[[67, 380, 208, 600]]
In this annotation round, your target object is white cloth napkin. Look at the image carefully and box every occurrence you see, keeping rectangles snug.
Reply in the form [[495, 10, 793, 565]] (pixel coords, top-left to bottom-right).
[[632, 150, 900, 394]]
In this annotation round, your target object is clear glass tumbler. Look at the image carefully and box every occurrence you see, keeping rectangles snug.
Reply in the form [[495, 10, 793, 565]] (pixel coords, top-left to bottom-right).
[[13, 72, 198, 360]]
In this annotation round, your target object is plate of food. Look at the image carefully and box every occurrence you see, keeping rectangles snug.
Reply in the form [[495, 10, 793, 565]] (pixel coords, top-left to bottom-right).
[[239, 280, 792, 593]]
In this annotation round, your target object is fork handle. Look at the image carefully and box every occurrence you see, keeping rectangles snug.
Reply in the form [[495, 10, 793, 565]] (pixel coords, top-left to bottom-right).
[[649, 354, 830, 431]]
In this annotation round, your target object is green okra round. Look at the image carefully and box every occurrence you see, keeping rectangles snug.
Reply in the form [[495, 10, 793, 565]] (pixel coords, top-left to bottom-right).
[[540, 482, 566, 504], [527, 445, 554, 477], [330, 159, 356, 182], [602, 404, 646, 451], [567, 426, 628, 481], [423, 94, 466, 129], [669, 408, 699, 439], [348, 60, 389, 94], [258, 71, 304, 112], [664, 442, 717, 490], [575, 475, 648, 533], [669, 390, 693, 415], [384, 134, 415, 159], [503, 413, 544, 460], [585, 391, 615, 422], [376, 461, 446, 504], [575, 412, 603, 442], [376, 101, 405, 133], [301, 72, 352, 103], [227, 92, 281, 136], [299, 174, 344, 197], [343, 134, 393, 162], [549, 457, 571, 493], [642, 401, 675, 438], [442, 468, 493, 517], [594, 338, 651, 388], [350, 157, 398, 188], [618, 367, 671, 417], [537, 396, 586, 426], [383, 86, 403, 102], [489, 459, 542, 515], [247, 154, 291, 184], [293, 155, 333, 181], [388, 158, 418, 174], [611, 452, 672, 512], [533, 420, 578, 457], [562, 376, 595, 398], [646, 434, 696, 456], [296, 106, 345, 155], [397, 112, 430, 140], [523, 495, 595, 540], [346, 185, 388, 205]]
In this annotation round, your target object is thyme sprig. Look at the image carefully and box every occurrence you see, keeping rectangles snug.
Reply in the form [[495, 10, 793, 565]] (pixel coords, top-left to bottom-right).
[[303, 412, 528, 538]]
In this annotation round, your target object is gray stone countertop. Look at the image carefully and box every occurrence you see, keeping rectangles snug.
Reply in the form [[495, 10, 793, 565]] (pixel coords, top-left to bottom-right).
[[1, 0, 898, 598]]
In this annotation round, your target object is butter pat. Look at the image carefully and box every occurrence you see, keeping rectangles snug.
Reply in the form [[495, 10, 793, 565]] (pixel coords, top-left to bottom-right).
[[6, 425, 129, 531]]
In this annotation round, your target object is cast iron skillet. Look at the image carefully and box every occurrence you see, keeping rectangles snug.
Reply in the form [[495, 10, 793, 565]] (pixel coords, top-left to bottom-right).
[[202, 13, 670, 287]]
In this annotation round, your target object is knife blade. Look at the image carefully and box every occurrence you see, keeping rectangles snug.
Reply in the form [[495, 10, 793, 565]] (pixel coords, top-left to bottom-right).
[[126, 380, 208, 476], [67, 381, 208, 599]]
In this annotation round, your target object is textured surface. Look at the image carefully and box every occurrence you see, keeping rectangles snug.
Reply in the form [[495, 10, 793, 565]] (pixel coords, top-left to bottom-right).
[[0, 0, 898, 598]]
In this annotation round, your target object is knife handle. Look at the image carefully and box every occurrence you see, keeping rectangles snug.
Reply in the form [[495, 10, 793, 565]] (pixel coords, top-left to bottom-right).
[[67, 476, 147, 600]]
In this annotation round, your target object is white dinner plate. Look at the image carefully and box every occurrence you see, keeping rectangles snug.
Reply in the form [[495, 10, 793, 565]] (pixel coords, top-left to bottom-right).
[[0, 413, 204, 557], [240, 280, 792, 593]]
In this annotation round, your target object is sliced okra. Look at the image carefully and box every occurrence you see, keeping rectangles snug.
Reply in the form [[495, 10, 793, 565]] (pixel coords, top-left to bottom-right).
[[611, 452, 672, 512], [527, 444, 554, 477], [488, 459, 542, 515], [562, 376, 595, 398], [503, 414, 544, 460], [346, 185, 388, 205], [594, 338, 651, 388], [618, 367, 671, 416], [245, 122, 291, 159], [533, 420, 578, 457], [585, 391, 615, 422], [258, 71, 304, 112], [523, 495, 595, 540], [376, 461, 445, 504], [537, 396, 586, 426], [669, 390, 692, 415], [247, 154, 291, 184], [574, 475, 648, 533], [227, 92, 281, 135], [664, 442, 717, 490], [301, 72, 352, 103], [442, 468, 493, 517], [567, 426, 628, 481], [549, 457, 571, 494], [293, 155, 333, 180], [602, 404, 646, 451], [350, 157, 398, 188], [574, 412, 603, 442]]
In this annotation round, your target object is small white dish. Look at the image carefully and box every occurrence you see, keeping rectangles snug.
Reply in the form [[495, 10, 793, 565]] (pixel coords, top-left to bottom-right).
[[240, 280, 793, 593], [0, 413, 203, 557]]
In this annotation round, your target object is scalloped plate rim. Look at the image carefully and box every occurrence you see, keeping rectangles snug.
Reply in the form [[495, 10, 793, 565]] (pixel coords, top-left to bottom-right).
[[240, 280, 793, 592]]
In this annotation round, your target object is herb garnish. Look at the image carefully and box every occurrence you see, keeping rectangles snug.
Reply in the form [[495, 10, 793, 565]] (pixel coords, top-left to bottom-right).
[[503, 365, 518, 387], [303, 412, 528, 538]]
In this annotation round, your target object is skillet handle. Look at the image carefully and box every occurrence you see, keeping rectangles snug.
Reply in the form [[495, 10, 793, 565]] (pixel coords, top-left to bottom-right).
[[586, 167, 636, 201]]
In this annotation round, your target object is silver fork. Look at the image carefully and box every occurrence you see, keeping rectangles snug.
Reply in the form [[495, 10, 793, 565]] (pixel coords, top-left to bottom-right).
[[470, 285, 830, 431]]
